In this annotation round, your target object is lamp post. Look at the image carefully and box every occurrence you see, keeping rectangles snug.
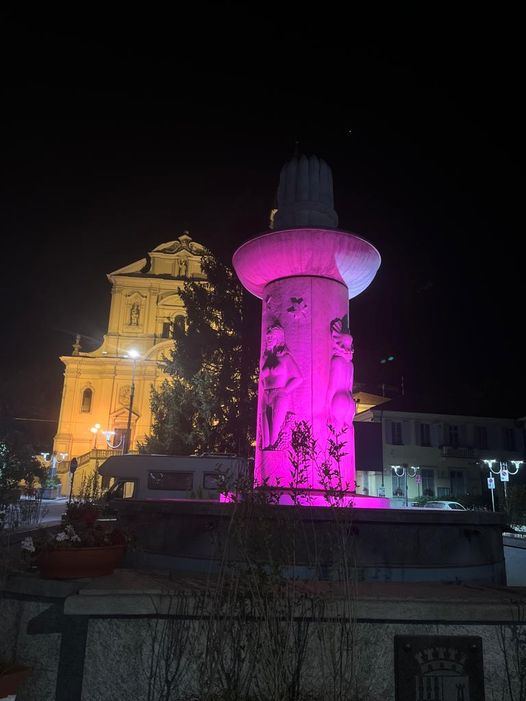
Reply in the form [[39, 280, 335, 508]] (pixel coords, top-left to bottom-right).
[[482, 459, 523, 511], [380, 355, 395, 397], [103, 430, 124, 450], [40, 451, 68, 480], [90, 423, 101, 450], [391, 464, 420, 507], [124, 349, 140, 453]]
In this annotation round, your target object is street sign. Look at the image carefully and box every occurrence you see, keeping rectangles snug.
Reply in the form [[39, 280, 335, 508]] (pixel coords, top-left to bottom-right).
[[378, 486, 386, 497], [487, 477, 495, 489], [415, 474, 421, 484], [69, 457, 78, 475], [500, 469, 509, 482]]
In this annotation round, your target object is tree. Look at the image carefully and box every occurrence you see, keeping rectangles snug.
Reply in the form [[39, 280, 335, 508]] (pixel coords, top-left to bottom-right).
[[0, 408, 46, 499], [142, 253, 259, 457]]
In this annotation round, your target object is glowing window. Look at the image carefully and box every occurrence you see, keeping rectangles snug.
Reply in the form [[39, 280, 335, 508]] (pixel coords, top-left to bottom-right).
[[81, 388, 93, 413], [421, 468, 435, 496]]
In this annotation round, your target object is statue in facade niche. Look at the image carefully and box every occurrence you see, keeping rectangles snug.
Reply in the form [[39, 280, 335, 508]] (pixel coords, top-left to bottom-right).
[[129, 303, 140, 326], [178, 258, 188, 277], [326, 318, 356, 432], [260, 323, 303, 450]]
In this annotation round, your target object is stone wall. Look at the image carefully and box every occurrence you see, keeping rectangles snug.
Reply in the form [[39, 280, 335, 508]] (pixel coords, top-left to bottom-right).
[[1, 571, 525, 700]]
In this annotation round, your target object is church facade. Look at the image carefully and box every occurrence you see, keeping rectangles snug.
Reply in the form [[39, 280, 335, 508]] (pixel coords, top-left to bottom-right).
[[53, 233, 206, 491]]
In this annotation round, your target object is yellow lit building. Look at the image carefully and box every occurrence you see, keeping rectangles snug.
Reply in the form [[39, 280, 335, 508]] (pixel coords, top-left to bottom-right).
[[53, 233, 206, 492]]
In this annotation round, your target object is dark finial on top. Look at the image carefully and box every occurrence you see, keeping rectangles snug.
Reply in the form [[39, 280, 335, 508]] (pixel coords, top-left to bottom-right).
[[273, 153, 339, 230], [293, 139, 300, 157]]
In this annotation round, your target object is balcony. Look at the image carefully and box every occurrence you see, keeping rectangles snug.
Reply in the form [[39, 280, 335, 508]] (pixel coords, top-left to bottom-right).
[[441, 446, 479, 459]]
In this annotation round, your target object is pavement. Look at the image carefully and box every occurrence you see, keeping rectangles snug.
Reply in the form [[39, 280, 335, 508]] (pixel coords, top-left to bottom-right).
[[39, 496, 68, 525]]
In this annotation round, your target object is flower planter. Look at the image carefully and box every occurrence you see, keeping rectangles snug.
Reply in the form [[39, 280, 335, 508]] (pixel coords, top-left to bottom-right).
[[37, 544, 125, 579], [0, 665, 31, 698]]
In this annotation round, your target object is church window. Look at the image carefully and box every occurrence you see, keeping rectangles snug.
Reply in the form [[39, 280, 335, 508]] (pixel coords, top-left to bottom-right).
[[174, 315, 185, 332], [81, 388, 93, 413]]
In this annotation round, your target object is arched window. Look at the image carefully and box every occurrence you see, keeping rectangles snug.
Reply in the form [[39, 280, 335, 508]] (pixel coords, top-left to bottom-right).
[[81, 388, 93, 413]]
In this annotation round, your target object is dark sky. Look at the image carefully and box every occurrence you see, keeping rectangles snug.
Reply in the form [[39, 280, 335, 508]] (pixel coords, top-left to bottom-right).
[[1, 7, 523, 447]]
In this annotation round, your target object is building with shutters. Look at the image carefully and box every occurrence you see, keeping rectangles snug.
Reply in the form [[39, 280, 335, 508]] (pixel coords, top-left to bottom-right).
[[354, 400, 525, 503]]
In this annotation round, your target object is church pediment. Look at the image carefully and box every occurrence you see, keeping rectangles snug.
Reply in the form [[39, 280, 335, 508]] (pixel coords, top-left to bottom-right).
[[151, 233, 206, 256], [108, 233, 206, 281]]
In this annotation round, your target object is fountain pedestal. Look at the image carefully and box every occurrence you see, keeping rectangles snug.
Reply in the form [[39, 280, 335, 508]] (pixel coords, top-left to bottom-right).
[[233, 226, 388, 507]]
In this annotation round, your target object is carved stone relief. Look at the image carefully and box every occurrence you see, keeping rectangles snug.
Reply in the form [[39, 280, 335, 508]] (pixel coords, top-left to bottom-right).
[[326, 317, 356, 432], [287, 297, 308, 320], [129, 303, 140, 326], [125, 292, 146, 328], [177, 258, 189, 277], [119, 385, 131, 407], [259, 322, 303, 450]]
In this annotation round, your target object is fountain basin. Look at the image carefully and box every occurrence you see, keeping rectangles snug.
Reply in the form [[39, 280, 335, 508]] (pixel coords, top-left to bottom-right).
[[233, 227, 381, 299]]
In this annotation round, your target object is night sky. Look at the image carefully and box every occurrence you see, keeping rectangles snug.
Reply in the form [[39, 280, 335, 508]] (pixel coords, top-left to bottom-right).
[[1, 8, 522, 448]]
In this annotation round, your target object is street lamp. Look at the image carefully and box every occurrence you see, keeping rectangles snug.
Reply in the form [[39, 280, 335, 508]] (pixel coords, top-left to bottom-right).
[[482, 459, 523, 511], [90, 423, 102, 450], [40, 451, 68, 480], [124, 349, 140, 453], [103, 430, 124, 450], [391, 464, 420, 507]]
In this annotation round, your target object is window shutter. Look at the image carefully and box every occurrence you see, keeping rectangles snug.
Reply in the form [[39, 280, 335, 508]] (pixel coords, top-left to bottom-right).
[[431, 424, 441, 447], [402, 421, 411, 445], [414, 421, 421, 446], [384, 419, 392, 444]]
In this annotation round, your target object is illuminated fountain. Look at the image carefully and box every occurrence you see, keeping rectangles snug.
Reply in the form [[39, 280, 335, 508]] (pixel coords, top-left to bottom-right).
[[233, 154, 389, 507]]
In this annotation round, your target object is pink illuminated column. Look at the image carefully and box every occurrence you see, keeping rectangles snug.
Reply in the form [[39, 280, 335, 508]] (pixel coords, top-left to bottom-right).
[[233, 226, 381, 491]]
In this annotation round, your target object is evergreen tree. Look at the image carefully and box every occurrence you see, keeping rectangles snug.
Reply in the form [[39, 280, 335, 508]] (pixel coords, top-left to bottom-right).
[[142, 253, 259, 457]]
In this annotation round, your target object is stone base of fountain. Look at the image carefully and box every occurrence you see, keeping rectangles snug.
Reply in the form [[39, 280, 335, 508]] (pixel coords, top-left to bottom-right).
[[219, 488, 390, 509], [113, 499, 508, 584]]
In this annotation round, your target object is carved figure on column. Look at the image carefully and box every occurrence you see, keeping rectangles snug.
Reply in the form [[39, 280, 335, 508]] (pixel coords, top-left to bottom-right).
[[326, 318, 356, 432], [260, 323, 303, 450]]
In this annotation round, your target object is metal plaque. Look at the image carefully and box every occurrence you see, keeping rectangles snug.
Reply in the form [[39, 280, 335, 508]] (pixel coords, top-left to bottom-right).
[[395, 635, 485, 701]]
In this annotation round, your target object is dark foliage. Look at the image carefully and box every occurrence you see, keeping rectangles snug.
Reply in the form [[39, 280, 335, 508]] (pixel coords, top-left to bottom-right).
[[142, 253, 259, 457]]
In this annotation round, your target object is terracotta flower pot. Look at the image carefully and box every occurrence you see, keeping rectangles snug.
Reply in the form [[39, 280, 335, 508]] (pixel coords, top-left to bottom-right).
[[37, 545, 125, 579], [0, 665, 31, 697]]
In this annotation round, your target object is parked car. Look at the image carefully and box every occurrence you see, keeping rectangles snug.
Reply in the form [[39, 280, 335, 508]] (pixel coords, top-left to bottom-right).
[[423, 501, 466, 510]]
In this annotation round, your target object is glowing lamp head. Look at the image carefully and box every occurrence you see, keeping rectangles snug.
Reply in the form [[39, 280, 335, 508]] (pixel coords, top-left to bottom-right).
[[128, 349, 140, 359]]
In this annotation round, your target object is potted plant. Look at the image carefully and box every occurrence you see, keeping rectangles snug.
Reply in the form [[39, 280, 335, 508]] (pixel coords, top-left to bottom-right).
[[0, 660, 31, 699], [22, 502, 128, 579], [41, 476, 62, 500]]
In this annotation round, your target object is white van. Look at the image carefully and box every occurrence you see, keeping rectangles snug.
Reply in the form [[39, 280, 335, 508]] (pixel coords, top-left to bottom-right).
[[99, 453, 250, 501]]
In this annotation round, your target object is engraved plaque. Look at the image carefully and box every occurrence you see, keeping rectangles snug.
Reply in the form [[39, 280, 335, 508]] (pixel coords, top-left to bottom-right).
[[395, 635, 484, 700]]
